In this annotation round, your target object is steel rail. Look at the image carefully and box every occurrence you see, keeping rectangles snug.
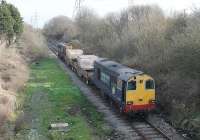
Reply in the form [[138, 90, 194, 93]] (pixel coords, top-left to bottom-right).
[[145, 119, 172, 140]]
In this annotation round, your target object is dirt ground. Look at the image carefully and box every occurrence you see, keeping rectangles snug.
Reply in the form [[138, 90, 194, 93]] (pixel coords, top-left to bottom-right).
[[14, 92, 50, 140]]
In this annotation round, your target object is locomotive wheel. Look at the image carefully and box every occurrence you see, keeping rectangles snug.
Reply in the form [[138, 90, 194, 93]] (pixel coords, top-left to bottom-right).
[[141, 112, 148, 118], [82, 77, 87, 84], [100, 90, 105, 98], [109, 99, 113, 107]]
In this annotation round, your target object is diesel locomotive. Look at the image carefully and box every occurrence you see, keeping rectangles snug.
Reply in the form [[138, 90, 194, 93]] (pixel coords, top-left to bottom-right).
[[92, 58, 156, 113]]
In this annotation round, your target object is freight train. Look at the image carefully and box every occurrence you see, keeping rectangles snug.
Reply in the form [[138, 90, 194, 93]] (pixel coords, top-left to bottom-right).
[[56, 43, 156, 114]]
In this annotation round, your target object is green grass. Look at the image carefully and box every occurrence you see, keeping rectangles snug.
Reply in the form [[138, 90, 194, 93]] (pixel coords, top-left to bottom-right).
[[15, 58, 111, 140]]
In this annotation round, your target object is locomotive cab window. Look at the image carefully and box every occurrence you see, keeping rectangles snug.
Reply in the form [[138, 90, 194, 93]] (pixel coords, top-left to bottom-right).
[[127, 81, 136, 90], [145, 80, 155, 90]]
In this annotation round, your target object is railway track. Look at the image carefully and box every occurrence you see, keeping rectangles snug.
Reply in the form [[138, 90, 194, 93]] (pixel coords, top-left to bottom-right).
[[48, 40, 185, 140], [131, 119, 171, 140]]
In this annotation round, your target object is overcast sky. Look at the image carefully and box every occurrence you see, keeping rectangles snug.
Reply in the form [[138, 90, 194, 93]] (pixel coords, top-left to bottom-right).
[[6, 0, 200, 28]]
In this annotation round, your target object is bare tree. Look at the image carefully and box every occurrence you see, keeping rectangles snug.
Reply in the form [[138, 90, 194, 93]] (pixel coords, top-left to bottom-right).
[[43, 16, 76, 41]]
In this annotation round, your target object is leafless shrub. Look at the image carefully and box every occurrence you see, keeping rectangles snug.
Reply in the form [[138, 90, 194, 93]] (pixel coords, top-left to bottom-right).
[[0, 96, 9, 105], [0, 89, 16, 126], [0, 46, 29, 92], [14, 113, 27, 134], [1, 73, 11, 83], [19, 24, 48, 62], [43, 16, 76, 41]]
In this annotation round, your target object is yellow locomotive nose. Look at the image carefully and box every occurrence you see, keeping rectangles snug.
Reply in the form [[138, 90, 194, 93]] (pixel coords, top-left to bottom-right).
[[124, 75, 156, 113]]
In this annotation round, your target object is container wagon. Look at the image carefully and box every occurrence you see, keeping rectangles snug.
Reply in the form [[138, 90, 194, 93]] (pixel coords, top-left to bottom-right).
[[57, 43, 72, 61], [65, 49, 83, 69], [76, 55, 99, 84]]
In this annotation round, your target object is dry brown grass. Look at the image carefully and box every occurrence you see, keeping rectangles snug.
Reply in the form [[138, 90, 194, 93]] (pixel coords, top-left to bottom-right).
[[0, 44, 29, 130], [0, 89, 16, 124], [0, 45, 29, 92]]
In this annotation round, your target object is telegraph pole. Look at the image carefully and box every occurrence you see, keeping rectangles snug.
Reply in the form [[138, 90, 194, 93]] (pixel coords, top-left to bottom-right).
[[127, 0, 134, 29], [31, 11, 39, 29], [34, 11, 39, 29], [128, 0, 134, 21], [73, 0, 84, 18]]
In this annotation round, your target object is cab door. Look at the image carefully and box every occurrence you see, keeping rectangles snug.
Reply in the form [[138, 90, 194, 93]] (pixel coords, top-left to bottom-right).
[[126, 79, 146, 105], [143, 79, 155, 104], [122, 81, 126, 103], [118, 80, 126, 111]]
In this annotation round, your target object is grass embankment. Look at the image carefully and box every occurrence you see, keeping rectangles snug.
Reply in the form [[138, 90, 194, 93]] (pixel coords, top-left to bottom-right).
[[15, 58, 111, 140]]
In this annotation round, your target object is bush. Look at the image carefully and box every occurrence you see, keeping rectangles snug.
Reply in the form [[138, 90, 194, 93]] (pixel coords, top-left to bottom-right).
[[43, 16, 76, 41], [19, 24, 48, 62]]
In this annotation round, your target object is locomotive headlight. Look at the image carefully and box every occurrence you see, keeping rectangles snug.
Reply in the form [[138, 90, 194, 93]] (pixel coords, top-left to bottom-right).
[[127, 101, 133, 105], [149, 99, 156, 103]]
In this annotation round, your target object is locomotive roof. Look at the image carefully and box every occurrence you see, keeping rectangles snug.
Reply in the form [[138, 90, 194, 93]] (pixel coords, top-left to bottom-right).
[[57, 43, 66, 47], [78, 55, 98, 59], [96, 58, 143, 81]]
